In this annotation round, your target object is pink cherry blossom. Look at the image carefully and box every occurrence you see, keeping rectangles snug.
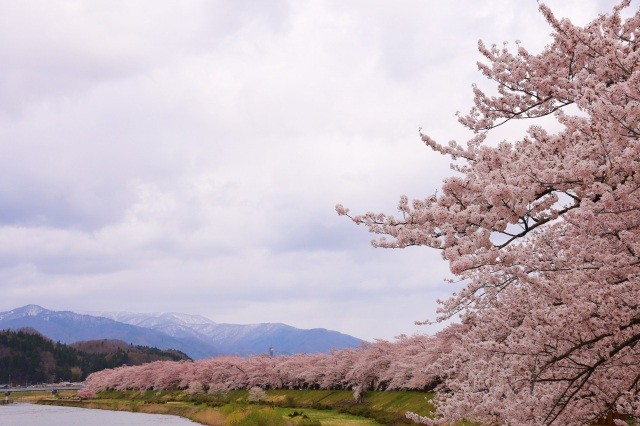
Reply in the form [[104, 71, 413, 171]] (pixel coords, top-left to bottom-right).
[[340, 1, 640, 424]]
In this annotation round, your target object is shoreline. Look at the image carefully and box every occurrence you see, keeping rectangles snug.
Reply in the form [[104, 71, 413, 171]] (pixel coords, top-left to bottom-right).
[[24, 389, 433, 425], [37, 398, 221, 425]]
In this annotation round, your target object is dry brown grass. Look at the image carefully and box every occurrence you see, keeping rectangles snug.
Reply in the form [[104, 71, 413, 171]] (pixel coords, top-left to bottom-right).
[[190, 409, 227, 425], [11, 390, 76, 403]]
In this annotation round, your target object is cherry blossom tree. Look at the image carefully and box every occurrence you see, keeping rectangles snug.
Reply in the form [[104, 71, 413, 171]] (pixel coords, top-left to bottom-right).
[[338, 1, 640, 424]]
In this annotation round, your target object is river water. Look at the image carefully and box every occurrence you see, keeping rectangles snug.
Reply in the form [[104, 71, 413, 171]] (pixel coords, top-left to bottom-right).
[[0, 403, 197, 425]]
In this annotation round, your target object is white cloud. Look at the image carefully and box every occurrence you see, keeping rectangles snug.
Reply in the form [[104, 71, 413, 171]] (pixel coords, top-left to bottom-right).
[[0, 0, 623, 340]]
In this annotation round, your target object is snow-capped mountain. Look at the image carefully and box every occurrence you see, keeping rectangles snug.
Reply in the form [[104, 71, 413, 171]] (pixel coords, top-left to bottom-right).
[[0, 305, 362, 359], [91, 310, 363, 356], [0, 305, 218, 359], [88, 311, 215, 342]]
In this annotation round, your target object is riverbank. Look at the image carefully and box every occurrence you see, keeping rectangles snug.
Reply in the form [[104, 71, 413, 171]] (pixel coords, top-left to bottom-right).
[[33, 389, 435, 425]]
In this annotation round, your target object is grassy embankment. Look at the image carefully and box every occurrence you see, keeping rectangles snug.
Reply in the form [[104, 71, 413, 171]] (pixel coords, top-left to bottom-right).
[[28, 388, 435, 425]]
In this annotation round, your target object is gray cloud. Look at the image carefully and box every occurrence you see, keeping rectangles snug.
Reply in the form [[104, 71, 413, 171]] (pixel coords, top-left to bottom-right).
[[0, 0, 609, 340]]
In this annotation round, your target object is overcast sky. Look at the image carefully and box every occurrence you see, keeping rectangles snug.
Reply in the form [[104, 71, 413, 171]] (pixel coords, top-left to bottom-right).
[[0, 1, 623, 341]]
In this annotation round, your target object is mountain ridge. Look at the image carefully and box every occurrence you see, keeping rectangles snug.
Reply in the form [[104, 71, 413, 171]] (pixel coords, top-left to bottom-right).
[[0, 305, 363, 359], [89, 309, 363, 356]]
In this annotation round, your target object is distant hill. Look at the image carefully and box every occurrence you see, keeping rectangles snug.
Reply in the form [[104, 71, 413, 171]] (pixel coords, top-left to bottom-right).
[[0, 305, 219, 359], [0, 329, 191, 386], [70, 339, 190, 365], [0, 305, 363, 359], [92, 311, 363, 356]]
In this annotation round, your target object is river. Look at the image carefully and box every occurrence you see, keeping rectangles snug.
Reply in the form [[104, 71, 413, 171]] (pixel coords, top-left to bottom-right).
[[0, 403, 197, 425]]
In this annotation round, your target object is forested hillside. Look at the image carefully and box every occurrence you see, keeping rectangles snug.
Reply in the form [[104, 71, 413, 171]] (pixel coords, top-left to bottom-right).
[[70, 339, 190, 365], [0, 329, 191, 385]]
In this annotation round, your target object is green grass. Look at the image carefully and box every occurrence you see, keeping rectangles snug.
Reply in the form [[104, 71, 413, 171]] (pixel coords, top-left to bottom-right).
[[34, 388, 435, 425], [273, 407, 380, 425], [265, 389, 434, 424]]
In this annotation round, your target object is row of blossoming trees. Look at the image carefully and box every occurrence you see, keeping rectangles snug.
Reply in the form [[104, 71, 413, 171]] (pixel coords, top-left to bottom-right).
[[82, 2, 639, 425], [77, 331, 454, 398]]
